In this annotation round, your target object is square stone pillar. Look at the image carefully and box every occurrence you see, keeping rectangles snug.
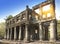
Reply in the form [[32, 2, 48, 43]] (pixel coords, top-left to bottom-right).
[[4, 29, 7, 39], [6, 29, 8, 40], [7, 29, 9, 40], [14, 27, 16, 40], [19, 26, 21, 41], [49, 20, 56, 41], [4, 33, 6, 39], [39, 23, 43, 41], [10, 29, 12, 40], [24, 24, 28, 42]]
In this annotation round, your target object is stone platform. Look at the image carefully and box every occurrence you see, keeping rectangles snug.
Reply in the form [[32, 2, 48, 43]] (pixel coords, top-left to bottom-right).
[[0, 40, 60, 44]]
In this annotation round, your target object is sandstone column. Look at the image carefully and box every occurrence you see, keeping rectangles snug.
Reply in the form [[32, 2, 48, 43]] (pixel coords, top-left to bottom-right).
[[4, 29, 7, 39], [14, 27, 16, 40], [19, 26, 21, 41], [7, 29, 9, 40], [10, 29, 12, 40], [49, 20, 56, 41], [4, 33, 6, 39], [24, 24, 28, 42], [39, 22, 43, 41], [6, 29, 8, 39]]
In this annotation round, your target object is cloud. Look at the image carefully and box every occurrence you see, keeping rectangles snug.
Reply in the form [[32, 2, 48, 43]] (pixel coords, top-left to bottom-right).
[[0, 19, 5, 23]]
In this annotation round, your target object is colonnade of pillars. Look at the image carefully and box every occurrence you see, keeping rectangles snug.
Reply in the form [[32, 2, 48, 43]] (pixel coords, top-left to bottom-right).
[[5, 20, 57, 42], [39, 20, 57, 41], [5, 24, 29, 42]]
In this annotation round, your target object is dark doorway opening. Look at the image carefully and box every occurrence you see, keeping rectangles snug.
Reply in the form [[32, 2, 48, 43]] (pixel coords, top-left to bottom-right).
[[21, 24, 25, 40], [42, 22, 50, 40], [9, 28, 10, 39], [16, 26, 19, 40], [30, 24, 39, 41], [11, 27, 14, 40]]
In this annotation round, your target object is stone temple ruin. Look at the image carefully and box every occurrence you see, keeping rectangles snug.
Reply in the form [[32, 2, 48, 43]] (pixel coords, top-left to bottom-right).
[[4, 0, 57, 43]]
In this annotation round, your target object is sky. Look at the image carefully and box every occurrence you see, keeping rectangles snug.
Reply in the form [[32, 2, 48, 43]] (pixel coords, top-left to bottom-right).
[[0, 0, 60, 23]]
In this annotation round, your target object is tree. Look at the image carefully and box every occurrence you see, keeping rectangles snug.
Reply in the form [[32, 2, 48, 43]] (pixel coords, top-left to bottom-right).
[[0, 15, 13, 39], [6, 15, 13, 20], [57, 20, 60, 39], [0, 22, 5, 38]]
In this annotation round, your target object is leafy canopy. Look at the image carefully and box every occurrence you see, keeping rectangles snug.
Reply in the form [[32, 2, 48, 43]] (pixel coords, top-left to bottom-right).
[[6, 15, 13, 20]]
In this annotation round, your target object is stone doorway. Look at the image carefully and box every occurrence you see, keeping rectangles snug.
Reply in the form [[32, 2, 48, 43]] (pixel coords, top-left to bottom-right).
[[29, 24, 39, 41], [42, 22, 50, 40]]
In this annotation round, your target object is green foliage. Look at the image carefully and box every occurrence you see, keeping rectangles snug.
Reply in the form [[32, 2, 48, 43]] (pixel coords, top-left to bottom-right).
[[57, 20, 60, 39], [0, 22, 5, 38], [0, 15, 13, 38], [57, 20, 60, 32], [6, 15, 13, 20]]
